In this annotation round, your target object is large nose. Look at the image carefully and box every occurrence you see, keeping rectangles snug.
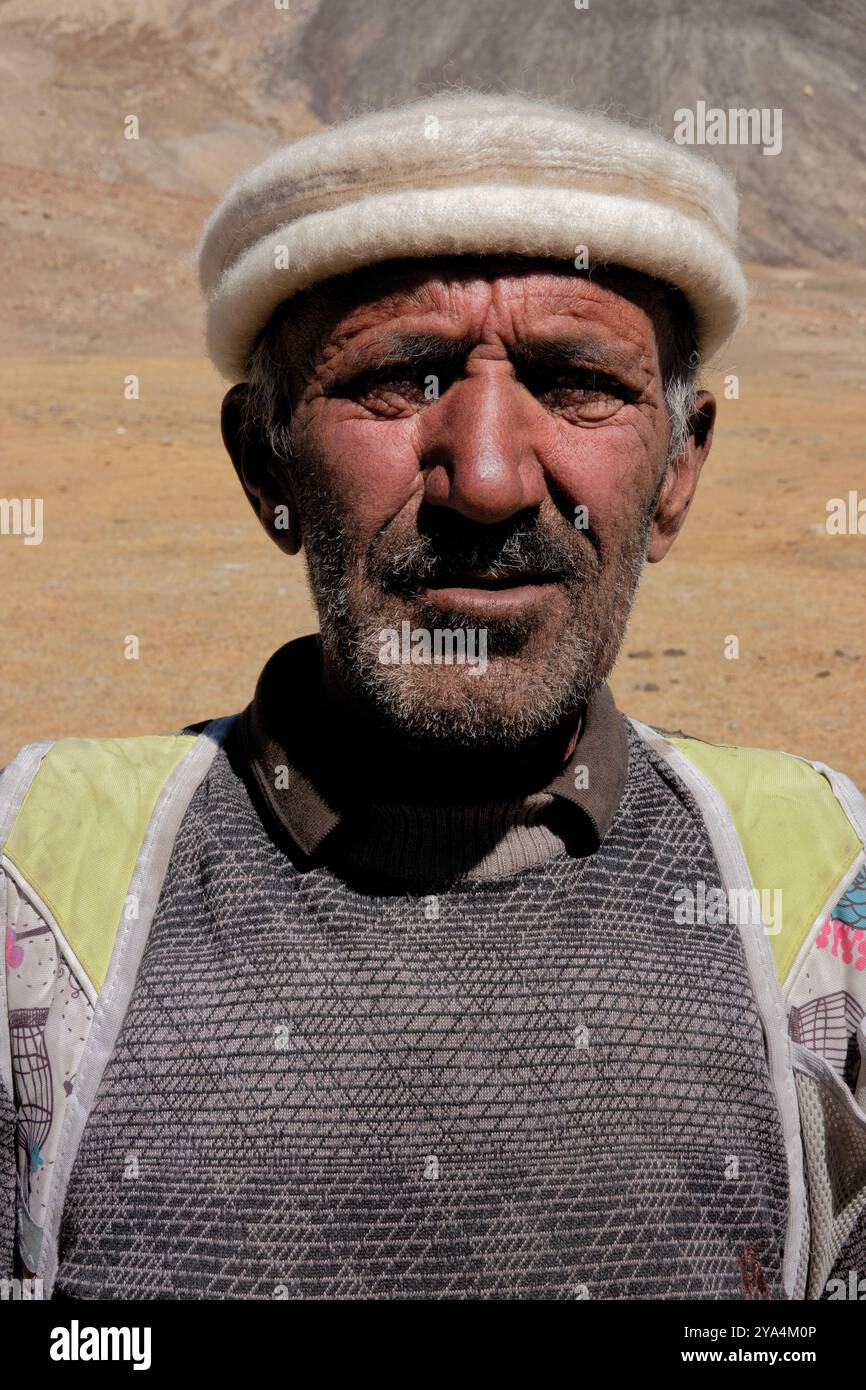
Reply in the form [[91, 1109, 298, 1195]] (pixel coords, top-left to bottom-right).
[[419, 367, 546, 525]]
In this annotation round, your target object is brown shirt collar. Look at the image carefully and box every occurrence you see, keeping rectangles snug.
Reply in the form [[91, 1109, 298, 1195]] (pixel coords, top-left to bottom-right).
[[232, 635, 629, 859]]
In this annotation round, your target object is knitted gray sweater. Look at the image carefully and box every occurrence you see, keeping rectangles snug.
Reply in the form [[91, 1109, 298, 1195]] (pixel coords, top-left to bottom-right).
[[49, 722, 789, 1299]]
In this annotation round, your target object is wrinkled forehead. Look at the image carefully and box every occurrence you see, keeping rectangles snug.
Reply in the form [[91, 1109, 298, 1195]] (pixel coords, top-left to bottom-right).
[[257, 255, 693, 386]]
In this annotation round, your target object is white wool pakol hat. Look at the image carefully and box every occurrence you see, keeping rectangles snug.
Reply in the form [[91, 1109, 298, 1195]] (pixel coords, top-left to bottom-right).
[[198, 92, 747, 381]]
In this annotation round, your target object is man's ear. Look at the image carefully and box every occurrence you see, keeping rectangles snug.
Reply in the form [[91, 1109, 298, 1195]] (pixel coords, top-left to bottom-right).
[[647, 390, 716, 563], [220, 383, 301, 555]]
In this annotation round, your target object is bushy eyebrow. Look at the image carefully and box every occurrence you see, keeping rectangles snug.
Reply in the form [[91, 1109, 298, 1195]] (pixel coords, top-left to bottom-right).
[[509, 338, 635, 377], [348, 332, 477, 371], [341, 331, 636, 378]]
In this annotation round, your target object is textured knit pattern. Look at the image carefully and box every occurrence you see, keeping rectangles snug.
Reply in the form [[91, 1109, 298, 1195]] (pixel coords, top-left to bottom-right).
[[795, 1069, 866, 1299], [0, 1083, 15, 1282], [338, 792, 568, 882], [54, 725, 790, 1300]]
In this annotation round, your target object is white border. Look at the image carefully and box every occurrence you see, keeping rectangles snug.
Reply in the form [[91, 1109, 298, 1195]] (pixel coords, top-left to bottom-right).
[[0, 744, 54, 1103], [36, 717, 235, 1296], [791, 1042, 866, 1276], [629, 717, 808, 1298]]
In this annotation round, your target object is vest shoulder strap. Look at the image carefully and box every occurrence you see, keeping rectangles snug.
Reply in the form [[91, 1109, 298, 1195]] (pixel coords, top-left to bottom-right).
[[667, 733, 864, 985], [2, 734, 197, 993], [0, 723, 231, 1286]]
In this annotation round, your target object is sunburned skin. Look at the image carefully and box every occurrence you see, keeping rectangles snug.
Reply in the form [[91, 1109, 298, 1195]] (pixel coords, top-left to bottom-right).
[[221, 256, 716, 770]]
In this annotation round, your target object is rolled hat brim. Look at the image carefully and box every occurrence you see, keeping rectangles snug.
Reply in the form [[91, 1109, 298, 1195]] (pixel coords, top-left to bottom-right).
[[198, 94, 747, 380]]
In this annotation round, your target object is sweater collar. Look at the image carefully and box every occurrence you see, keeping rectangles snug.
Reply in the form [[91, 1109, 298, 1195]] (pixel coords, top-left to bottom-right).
[[233, 634, 629, 862]]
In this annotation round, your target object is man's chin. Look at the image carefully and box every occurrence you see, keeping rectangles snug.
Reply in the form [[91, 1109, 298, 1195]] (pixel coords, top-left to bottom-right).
[[342, 624, 595, 751], [314, 579, 624, 750]]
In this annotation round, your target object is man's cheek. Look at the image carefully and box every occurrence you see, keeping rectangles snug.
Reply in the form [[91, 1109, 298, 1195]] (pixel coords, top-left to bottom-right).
[[549, 416, 659, 504], [321, 419, 422, 513]]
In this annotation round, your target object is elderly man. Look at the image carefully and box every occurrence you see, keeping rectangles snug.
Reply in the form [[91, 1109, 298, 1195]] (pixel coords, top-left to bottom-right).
[[2, 93, 865, 1303]]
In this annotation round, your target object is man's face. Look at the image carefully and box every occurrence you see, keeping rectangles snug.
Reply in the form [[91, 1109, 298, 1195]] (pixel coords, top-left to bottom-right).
[[228, 258, 712, 749]]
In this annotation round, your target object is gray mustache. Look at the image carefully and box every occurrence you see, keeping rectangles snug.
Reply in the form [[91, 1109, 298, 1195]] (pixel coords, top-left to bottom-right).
[[375, 521, 594, 592]]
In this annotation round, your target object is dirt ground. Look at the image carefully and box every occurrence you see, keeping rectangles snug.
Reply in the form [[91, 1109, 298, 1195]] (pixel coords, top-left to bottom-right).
[[1, 264, 864, 785]]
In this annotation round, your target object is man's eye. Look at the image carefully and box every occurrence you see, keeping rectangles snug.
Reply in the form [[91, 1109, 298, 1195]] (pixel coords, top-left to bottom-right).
[[343, 365, 446, 414], [523, 367, 634, 419]]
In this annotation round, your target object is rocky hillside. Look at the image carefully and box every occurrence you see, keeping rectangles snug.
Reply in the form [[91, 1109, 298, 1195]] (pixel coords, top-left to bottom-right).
[[1, 0, 862, 356]]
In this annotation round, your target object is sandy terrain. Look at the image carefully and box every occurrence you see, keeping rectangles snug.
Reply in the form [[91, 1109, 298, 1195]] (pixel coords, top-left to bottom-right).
[[2, 263, 864, 785]]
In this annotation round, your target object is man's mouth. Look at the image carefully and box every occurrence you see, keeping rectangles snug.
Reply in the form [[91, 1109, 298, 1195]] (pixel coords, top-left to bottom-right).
[[418, 570, 564, 616], [424, 571, 558, 591]]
